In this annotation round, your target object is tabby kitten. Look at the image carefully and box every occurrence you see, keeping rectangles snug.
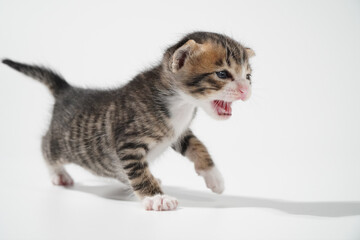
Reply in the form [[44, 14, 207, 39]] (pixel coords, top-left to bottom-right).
[[3, 32, 254, 211]]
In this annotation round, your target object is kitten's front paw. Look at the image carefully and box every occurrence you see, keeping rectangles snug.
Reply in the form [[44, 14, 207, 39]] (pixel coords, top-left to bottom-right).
[[198, 167, 224, 194], [142, 194, 178, 211]]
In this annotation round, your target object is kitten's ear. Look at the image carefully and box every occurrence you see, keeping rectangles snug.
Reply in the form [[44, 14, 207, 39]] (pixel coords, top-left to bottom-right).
[[245, 48, 255, 58], [170, 39, 200, 73]]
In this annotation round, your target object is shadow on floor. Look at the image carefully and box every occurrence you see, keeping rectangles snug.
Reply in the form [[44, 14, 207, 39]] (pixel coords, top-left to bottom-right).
[[68, 181, 360, 217]]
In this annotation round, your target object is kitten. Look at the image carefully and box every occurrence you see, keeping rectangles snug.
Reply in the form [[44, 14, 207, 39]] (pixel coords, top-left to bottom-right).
[[3, 31, 254, 211]]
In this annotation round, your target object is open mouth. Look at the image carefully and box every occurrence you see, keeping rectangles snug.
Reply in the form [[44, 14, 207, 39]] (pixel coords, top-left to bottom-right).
[[212, 100, 233, 116]]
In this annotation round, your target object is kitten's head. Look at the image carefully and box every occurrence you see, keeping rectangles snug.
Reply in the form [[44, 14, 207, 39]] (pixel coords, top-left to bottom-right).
[[165, 32, 255, 120]]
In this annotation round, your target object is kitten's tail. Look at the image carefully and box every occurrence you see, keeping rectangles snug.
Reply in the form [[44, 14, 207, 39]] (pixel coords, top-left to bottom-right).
[[2, 59, 70, 96]]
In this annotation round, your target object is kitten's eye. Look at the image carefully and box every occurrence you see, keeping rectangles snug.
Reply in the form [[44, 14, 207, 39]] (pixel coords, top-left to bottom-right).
[[216, 70, 230, 79], [246, 74, 251, 80]]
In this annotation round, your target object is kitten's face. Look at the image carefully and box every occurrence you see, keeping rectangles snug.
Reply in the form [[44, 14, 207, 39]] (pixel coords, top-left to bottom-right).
[[169, 38, 254, 120]]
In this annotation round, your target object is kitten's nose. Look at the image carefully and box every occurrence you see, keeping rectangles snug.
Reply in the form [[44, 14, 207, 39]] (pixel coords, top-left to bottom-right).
[[239, 87, 247, 94], [237, 84, 250, 101], [237, 85, 248, 94]]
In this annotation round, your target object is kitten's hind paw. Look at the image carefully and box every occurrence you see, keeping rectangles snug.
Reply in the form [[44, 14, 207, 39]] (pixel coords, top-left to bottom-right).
[[143, 194, 178, 211], [51, 172, 74, 186]]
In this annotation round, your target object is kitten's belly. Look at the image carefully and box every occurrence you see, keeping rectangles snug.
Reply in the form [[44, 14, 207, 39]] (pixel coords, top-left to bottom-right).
[[147, 140, 172, 162]]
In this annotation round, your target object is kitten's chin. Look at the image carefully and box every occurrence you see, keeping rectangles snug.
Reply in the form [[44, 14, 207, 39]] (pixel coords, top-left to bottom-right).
[[212, 113, 232, 120]]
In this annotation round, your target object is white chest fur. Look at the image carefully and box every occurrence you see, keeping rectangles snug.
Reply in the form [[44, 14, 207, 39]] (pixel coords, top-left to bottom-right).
[[168, 97, 195, 140], [146, 96, 195, 162]]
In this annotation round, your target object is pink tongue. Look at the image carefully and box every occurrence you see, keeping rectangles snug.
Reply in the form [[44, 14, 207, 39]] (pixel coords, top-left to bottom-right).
[[214, 100, 232, 115]]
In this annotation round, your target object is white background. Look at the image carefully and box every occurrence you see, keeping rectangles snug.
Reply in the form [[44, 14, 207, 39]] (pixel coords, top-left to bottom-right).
[[0, 0, 360, 239]]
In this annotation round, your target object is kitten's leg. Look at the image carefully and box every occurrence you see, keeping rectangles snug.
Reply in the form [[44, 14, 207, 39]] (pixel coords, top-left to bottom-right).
[[42, 134, 74, 186], [172, 129, 224, 194], [117, 147, 178, 211]]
